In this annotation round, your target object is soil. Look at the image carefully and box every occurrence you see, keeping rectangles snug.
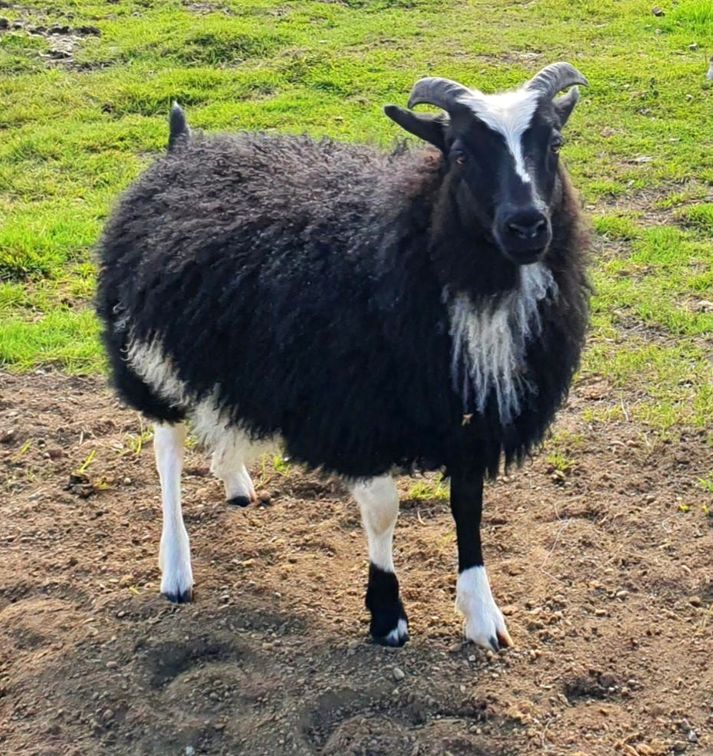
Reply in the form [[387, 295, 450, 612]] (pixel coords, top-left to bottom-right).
[[0, 370, 711, 755]]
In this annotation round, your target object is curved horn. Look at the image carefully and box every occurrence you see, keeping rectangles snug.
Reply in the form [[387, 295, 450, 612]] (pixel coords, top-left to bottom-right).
[[407, 77, 473, 111], [526, 62, 588, 99]]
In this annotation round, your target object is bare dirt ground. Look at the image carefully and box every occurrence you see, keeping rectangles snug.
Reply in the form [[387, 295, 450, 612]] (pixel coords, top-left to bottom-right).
[[0, 371, 711, 755]]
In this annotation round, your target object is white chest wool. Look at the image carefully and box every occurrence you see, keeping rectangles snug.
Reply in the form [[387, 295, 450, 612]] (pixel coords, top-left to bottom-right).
[[448, 262, 558, 426]]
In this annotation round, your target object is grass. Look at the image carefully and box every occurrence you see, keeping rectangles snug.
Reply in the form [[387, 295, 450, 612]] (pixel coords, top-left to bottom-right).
[[0, 0, 711, 440], [408, 476, 450, 502]]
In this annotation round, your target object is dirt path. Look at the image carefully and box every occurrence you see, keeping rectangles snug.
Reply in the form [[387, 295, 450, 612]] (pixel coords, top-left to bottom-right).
[[0, 371, 711, 755]]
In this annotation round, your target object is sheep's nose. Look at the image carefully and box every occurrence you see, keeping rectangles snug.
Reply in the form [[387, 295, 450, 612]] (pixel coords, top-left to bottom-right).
[[504, 209, 548, 240]]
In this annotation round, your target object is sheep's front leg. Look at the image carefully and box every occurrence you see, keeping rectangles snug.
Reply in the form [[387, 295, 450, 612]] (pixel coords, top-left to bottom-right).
[[155, 423, 193, 603], [352, 476, 409, 647], [450, 468, 512, 651]]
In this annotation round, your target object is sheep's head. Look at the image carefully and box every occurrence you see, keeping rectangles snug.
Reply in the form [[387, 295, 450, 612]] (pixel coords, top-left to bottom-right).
[[385, 63, 587, 265]]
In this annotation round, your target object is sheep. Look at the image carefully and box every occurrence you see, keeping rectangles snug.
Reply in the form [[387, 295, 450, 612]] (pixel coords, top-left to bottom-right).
[[96, 62, 591, 651]]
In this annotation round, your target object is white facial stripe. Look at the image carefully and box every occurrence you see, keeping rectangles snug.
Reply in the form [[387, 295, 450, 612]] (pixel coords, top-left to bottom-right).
[[458, 89, 540, 185]]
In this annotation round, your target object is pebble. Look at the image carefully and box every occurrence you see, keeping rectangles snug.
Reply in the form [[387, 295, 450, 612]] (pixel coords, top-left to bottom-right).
[[106, 661, 118, 669], [689, 596, 702, 607], [392, 667, 405, 681], [0, 429, 16, 443], [185, 748, 196, 756]]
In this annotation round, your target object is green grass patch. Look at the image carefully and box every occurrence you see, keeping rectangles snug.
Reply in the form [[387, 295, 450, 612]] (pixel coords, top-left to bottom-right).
[[0, 0, 711, 440], [407, 476, 449, 502]]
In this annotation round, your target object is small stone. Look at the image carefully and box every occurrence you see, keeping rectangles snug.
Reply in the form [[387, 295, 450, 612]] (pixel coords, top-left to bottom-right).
[[185, 748, 196, 756], [123, 477, 132, 485], [392, 667, 405, 681], [101, 708, 114, 722], [0, 429, 15, 444], [689, 596, 702, 607], [688, 730, 698, 743], [106, 661, 118, 669], [652, 7, 665, 16], [688, 43, 699, 50]]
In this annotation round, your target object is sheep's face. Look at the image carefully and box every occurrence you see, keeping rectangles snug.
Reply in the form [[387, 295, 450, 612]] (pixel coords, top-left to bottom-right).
[[384, 65, 584, 266], [446, 89, 576, 265]]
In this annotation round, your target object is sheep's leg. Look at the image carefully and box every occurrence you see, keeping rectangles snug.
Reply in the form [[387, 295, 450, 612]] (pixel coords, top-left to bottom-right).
[[450, 468, 512, 651], [155, 422, 193, 603], [352, 475, 409, 647], [210, 434, 257, 507]]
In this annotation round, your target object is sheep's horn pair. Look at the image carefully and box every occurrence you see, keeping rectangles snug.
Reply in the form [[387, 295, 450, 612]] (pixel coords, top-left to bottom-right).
[[407, 62, 588, 112]]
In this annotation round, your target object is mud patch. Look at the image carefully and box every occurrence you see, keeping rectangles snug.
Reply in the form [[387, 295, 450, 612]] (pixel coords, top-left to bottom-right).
[[0, 17, 100, 67], [1, 370, 712, 754], [563, 670, 622, 702]]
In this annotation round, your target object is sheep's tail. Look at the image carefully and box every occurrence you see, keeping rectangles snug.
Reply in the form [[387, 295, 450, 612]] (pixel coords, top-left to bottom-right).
[[168, 102, 191, 152]]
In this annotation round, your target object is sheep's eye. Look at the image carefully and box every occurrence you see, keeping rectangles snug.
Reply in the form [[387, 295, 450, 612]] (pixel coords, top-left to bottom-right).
[[453, 151, 467, 166], [551, 135, 565, 154]]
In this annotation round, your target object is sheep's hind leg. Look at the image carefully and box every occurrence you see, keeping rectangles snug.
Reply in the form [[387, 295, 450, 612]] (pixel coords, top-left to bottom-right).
[[352, 475, 409, 647], [155, 422, 193, 603], [210, 433, 257, 508]]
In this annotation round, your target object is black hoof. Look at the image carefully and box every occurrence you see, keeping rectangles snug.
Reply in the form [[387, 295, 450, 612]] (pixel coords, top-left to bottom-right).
[[372, 617, 409, 647], [227, 495, 251, 508], [163, 588, 193, 604], [366, 564, 409, 647]]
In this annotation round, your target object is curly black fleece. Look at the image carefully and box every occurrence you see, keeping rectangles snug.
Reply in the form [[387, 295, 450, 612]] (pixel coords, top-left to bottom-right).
[[96, 131, 589, 479]]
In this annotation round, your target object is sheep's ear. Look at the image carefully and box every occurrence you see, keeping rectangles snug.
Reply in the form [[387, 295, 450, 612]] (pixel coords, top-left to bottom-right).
[[384, 105, 448, 152], [553, 87, 580, 128]]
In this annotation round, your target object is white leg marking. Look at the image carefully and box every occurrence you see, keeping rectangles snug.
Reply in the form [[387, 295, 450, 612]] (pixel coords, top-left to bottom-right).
[[385, 619, 409, 645], [456, 566, 513, 650], [155, 423, 193, 601], [210, 433, 257, 503], [351, 475, 399, 572], [352, 475, 409, 645]]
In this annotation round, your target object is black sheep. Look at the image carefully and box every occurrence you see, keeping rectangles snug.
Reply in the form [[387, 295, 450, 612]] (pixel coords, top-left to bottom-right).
[[97, 62, 590, 649]]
